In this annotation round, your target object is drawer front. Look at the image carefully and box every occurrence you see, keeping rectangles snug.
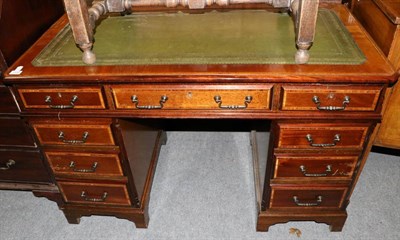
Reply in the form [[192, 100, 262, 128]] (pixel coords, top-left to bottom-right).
[[46, 152, 123, 177], [17, 87, 106, 109], [58, 181, 131, 206], [273, 154, 358, 179], [32, 123, 115, 146], [0, 85, 19, 113], [111, 85, 272, 110], [281, 85, 382, 112], [0, 118, 36, 147], [270, 186, 348, 209], [0, 150, 51, 183], [277, 123, 370, 149]]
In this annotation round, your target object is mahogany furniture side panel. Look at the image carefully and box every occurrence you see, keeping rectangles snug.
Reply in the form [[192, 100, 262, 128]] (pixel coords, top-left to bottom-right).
[[352, 0, 400, 149]]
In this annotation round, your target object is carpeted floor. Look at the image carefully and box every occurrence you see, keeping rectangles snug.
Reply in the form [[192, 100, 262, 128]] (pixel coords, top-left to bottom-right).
[[0, 131, 399, 240]]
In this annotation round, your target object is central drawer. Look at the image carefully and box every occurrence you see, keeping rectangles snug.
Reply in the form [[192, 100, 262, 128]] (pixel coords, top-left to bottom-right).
[[111, 85, 272, 110]]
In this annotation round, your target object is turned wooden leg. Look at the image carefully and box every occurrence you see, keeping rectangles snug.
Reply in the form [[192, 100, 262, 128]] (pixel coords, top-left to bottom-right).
[[63, 0, 95, 64], [291, 0, 319, 64]]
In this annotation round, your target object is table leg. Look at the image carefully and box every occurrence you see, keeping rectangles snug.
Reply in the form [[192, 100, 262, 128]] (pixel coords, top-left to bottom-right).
[[291, 0, 319, 64]]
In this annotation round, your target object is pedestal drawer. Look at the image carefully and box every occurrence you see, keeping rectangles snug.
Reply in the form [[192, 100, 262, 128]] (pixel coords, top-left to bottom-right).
[[273, 154, 358, 179], [277, 123, 370, 149], [270, 185, 348, 209], [17, 86, 106, 109], [58, 181, 131, 206], [111, 85, 272, 110], [46, 152, 123, 177], [281, 85, 382, 112], [32, 122, 115, 146], [0, 150, 51, 183]]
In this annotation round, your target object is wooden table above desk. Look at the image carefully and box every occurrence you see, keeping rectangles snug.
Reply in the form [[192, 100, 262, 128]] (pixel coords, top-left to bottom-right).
[[3, 2, 397, 233]]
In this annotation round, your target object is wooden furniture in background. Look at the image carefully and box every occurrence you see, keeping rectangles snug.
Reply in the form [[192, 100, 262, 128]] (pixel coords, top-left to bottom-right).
[[0, 0, 64, 193], [351, 0, 400, 149], [3, 3, 396, 231]]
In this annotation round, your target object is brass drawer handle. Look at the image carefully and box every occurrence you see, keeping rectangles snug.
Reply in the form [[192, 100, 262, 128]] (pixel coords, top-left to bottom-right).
[[45, 95, 78, 109], [80, 191, 108, 202], [293, 195, 322, 207], [299, 165, 332, 177], [306, 134, 340, 147], [131, 95, 168, 109], [69, 161, 98, 173], [312, 95, 350, 111], [0, 159, 16, 170], [58, 131, 89, 144], [214, 95, 253, 109]]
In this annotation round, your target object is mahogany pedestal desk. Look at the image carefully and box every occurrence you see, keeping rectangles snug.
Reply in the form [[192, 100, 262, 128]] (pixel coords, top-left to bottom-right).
[[4, 3, 397, 232]]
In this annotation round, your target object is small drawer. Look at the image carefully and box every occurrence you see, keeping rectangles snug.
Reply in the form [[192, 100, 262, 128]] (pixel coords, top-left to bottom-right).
[[32, 122, 115, 146], [281, 85, 382, 112], [0, 150, 51, 183], [270, 186, 348, 209], [273, 154, 358, 179], [277, 123, 370, 149], [17, 86, 106, 109], [111, 85, 272, 110], [0, 118, 36, 147], [58, 181, 131, 206], [0, 85, 19, 113], [46, 152, 123, 177]]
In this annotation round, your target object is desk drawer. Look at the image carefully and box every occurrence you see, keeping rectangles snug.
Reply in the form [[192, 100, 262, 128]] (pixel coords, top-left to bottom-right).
[[273, 154, 358, 179], [58, 181, 131, 206], [17, 86, 106, 109], [270, 186, 348, 209], [46, 152, 123, 177], [281, 85, 382, 112], [111, 85, 272, 110], [277, 123, 370, 149], [0, 150, 51, 183], [32, 120, 115, 146], [0, 118, 35, 147]]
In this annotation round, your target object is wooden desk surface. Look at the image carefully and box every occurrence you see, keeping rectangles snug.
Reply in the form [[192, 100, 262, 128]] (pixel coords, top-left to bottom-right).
[[3, 3, 397, 85]]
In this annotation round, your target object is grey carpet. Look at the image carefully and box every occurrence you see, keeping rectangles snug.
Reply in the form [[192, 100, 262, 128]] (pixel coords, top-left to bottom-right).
[[0, 131, 399, 240]]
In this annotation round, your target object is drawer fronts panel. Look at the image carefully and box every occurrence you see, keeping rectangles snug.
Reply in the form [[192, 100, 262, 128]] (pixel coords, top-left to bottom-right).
[[281, 85, 382, 112], [0, 150, 51, 183], [17, 87, 106, 109], [273, 155, 358, 179], [277, 123, 370, 149], [58, 181, 131, 206], [0, 118, 35, 147], [270, 186, 348, 209], [46, 152, 123, 177], [111, 85, 272, 110], [32, 123, 115, 146]]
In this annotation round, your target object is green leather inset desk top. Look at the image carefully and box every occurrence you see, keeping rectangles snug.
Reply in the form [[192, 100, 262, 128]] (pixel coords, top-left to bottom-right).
[[33, 9, 365, 66]]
